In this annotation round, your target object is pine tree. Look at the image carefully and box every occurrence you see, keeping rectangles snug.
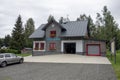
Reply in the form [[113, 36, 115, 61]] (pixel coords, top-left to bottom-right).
[[4, 35, 11, 47], [76, 14, 87, 21], [59, 17, 64, 24], [47, 15, 54, 22], [10, 15, 24, 52], [24, 18, 35, 47]]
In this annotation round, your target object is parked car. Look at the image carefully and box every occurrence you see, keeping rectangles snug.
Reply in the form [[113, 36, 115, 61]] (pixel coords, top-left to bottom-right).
[[0, 53, 24, 67]]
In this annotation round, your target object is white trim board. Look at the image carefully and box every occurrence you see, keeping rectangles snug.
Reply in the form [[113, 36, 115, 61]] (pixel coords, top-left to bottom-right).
[[61, 40, 83, 52], [33, 41, 46, 51]]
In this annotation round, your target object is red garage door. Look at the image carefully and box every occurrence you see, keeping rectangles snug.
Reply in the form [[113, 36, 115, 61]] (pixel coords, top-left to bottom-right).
[[86, 44, 101, 56]]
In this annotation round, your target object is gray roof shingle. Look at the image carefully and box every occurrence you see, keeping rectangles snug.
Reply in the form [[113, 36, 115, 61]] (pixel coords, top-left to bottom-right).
[[29, 24, 45, 38], [29, 20, 88, 38], [61, 21, 88, 37]]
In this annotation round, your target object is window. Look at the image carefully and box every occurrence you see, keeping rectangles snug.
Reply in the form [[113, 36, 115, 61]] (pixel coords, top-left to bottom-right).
[[34, 42, 39, 50], [49, 43, 56, 50], [5, 54, 11, 58], [11, 54, 17, 57], [34, 41, 45, 51], [50, 31, 56, 37], [40, 43, 44, 50], [0, 55, 4, 58]]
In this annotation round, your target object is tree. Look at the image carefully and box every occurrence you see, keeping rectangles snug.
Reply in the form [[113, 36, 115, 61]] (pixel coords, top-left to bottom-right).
[[102, 6, 119, 49], [0, 38, 4, 47], [10, 15, 24, 52], [76, 14, 87, 21], [94, 6, 119, 49], [24, 18, 35, 47], [4, 35, 11, 47], [87, 16, 96, 38], [47, 15, 54, 22], [59, 17, 64, 24]]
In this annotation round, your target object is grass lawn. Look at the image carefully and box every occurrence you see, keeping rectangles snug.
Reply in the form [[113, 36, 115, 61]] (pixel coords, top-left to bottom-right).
[[15, 53, 31, 57], [107, 51, 120, 80]]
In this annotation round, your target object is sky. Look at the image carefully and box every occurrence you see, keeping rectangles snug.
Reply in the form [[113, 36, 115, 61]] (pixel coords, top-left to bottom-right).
[[0, 0, 120, 38]]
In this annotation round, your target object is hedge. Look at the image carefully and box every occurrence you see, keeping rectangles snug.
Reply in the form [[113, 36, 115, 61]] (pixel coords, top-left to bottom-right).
[[0, 49, 18, 54]]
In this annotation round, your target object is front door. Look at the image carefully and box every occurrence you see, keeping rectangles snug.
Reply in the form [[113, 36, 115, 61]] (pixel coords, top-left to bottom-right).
[[64, 43, 76, 54]]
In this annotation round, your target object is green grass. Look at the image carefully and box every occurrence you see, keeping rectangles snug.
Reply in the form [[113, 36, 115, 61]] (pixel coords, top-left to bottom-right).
[[107, 51, 120, 80], [15, 53, 31, 57]]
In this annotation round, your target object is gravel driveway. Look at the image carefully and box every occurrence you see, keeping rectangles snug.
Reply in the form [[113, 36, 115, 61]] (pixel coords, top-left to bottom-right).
[[0, 62, 116, 80]]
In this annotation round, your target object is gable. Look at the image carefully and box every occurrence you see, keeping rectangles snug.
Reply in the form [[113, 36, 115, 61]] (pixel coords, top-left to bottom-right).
[[42, 19, 66, 31]]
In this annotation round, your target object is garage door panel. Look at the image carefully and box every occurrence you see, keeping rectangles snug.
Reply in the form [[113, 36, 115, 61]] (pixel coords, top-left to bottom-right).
[[88, 45, 99, 54], [87, 44, 101, 56]]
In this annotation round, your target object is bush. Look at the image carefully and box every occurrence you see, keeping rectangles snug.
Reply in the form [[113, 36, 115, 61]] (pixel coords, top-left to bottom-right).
[[0, 49, 18, 54]]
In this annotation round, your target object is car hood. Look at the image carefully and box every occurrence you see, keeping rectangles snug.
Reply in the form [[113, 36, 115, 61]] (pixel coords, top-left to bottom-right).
[[17, 56, 23, 58]]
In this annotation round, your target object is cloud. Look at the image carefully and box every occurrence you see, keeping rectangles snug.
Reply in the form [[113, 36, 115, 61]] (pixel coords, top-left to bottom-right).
[[0, 0, 119, 38]]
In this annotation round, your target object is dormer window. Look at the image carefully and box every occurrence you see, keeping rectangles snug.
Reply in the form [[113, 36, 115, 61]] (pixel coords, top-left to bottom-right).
[[50, 30, 56, 37]]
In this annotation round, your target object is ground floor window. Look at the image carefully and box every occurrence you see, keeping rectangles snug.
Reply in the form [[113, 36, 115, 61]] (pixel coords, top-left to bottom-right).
[[34, 41, 45, 51], [49, 43, 56, 50], [34, 42, 39, 50]]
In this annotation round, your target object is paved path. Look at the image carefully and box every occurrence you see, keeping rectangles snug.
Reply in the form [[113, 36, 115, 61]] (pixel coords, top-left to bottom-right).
[[0, 62, 116, 80], [24, 54, 111, 64]]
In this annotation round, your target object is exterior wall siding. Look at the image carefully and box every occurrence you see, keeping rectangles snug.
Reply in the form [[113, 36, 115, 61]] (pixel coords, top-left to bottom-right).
[[45, 23, 61, 52], [84, 40, 106, 56]]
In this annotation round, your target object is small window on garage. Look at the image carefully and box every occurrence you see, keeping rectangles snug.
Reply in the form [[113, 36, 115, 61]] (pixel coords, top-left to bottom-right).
[[49, 43, 56, 50]]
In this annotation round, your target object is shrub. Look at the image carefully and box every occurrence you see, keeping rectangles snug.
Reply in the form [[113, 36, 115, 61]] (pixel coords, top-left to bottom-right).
[[0, 49, 18, 54]]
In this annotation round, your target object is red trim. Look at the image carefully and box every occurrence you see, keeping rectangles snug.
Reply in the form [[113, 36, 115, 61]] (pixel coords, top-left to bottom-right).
[[86, 44, 101, 56], [34, 42, 39, 50], [49, 43, 56, 50], [40, 43, 44, 50], [50, 31, 56, 37]]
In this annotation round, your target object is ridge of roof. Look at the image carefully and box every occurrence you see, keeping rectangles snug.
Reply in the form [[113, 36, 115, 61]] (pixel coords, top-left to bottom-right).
[[29, 20, 88, 38]]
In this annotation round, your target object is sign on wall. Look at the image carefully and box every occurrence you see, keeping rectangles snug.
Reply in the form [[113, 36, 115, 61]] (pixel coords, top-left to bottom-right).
[[46, 38, 61, 41], [110, 37, 116, 64], [110, 37, 116, 54]]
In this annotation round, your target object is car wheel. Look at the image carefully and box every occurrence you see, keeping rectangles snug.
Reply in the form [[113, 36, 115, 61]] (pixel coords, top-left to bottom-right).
[[19, 59, 23, 63], [1, 61, 7, 67]]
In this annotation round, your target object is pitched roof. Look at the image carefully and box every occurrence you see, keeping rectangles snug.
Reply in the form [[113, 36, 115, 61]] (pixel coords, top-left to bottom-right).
[[61, 20, 88, 37], [29, 24, 45, 38], [29, 20, 88, 38]]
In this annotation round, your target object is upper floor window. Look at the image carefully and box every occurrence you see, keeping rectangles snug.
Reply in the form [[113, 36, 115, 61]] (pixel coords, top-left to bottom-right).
[[50, 31, 56, 38]]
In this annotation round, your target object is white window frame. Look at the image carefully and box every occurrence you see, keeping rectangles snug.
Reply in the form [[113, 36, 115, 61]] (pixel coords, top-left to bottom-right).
[[33, 41, 46, 51]]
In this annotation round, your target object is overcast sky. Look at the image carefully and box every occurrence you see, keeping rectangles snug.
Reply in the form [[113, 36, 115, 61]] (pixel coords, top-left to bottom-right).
[[0, 0, 120, 38]]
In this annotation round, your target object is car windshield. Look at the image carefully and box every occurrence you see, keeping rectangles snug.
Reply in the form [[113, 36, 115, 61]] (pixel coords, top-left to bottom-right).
[[0, 55, 4, 58]]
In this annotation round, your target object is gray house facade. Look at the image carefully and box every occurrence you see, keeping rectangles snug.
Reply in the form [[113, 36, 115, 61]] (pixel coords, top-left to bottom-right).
[[29, 18, 106, 56]]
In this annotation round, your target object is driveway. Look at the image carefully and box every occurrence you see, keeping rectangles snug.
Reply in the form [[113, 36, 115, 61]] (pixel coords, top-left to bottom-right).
[[24, 54, 111, 64], [0, 62, 116, 80]]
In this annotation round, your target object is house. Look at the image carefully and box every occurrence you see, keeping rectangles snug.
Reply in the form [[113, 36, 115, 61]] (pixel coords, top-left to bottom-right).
[[29, 18, 106, 56], [1, 46, 8, 49]]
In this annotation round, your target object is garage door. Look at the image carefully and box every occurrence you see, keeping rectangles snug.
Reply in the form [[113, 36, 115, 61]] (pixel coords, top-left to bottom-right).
[[86, 44, 101, 56]]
